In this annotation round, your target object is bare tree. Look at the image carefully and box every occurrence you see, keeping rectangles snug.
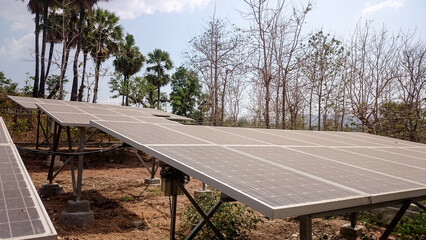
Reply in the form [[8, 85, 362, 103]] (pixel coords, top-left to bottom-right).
[[243, 0, 284, 128], [396, 32, 426, 141], [186, 17, 240, 125], [273, 1, 311, 129], [347, 22, 400, 132]]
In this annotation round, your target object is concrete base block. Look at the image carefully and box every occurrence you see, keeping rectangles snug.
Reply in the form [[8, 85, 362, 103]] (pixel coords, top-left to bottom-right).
[[66, 200, 91, 213], [60, 200, 94, 227], [144, 178, 160, 186], [194, 190, 212, 200], [339, 224, 363, 239], [39, 183, 64, 197], [60, 211, 94, 227]]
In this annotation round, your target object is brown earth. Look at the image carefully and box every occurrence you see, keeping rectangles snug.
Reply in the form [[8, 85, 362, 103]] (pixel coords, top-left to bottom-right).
[[16, 144, 392, 240]]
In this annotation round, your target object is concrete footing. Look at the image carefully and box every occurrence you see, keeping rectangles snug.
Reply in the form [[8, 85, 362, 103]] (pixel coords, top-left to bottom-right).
[[39, 183, 64, 197], [144, 178, 161, 186], [60, 200, 94, 227], [339, 224, 363, 239], [194, 190, 212, 200]]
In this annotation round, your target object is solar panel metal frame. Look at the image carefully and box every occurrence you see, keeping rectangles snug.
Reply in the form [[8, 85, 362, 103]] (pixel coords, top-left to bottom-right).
[[91, 121, 426, 219], [8, 96, 191, 126], [0, 117, 57, 240]]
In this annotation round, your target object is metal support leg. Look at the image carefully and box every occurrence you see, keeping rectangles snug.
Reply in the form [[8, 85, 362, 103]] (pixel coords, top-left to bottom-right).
[[170, 193, 178, 240], [36, 111, 41, 150], [379, 200, 412, 240], [350, 212, 357, 228], [299, 215, 312, 240], [151, 158, 156, 179], [47, 123, 62, 183], [76, 127, 86, 201], [70, 158, 76, 196]]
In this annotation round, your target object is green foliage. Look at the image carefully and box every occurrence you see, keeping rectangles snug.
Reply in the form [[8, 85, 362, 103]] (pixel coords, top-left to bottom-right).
[[120, 195, 134, 202], [113, 34, 145, 106], [0, 72, 18, 94], [46, 75, 68, 99], [146, 49, 173, 108], [377, 101, 425, 143], [178, 190, 263, 239], [89, 8, 123, 63], [109, 74, 157, 107], [170, 66, 202, 118], [393, 212, 426, 239]]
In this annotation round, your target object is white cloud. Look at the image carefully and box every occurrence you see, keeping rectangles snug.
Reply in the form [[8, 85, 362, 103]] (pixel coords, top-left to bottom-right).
[[0, 33, 34, 60], [361, 0, 404, 16], [98, 0, 211, 19], [0, 1, 34, 32]]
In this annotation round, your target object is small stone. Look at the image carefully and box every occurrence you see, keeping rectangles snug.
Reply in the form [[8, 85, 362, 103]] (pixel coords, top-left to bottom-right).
[[132, 220, 144, 228]]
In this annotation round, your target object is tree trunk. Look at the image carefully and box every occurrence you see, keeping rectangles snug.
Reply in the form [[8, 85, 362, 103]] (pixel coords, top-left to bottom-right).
[[33, 9, 40, 98], [71, 5, 86, 101], [78, 52, 87, 102], [125, 75, 129, 106], [92, 60, 101, 103], [281, 71, 287, 129], [44, 42, 54, 85], [59, 38, 71, 100], [317, 84, 322, 131], [265, 80, 270, 129], [309, 87, 313, 130], [39, 0, 48, 98]]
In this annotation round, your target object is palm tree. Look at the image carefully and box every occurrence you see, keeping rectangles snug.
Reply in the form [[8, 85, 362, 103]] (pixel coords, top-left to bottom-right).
[[78, 15, 95, 101], [146, 49, 173, 109], [70, 0, 106, 101], [113, 34, 145, 106], [89, 8, 123, 103], [24, 0, 43, 97], [44, 11, 63, 93]]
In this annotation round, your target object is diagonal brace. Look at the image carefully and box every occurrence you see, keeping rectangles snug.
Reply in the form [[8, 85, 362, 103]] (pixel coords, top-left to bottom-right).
[[178, 184, 225, 240], [379, 200, 412, 240]]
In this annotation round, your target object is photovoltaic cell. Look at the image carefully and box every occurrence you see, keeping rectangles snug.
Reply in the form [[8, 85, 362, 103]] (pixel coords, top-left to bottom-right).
[[91, 120, 426, 219], [0, 117, 56, 239]]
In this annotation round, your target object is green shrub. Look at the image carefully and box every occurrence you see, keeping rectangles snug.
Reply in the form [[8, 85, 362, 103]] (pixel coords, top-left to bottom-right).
[[178, 190, 263, 239], [393, 211, 425, 240]]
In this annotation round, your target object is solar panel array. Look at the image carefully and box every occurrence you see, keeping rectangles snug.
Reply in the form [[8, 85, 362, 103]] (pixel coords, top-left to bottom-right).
[[7, 96, 426, 220], [91, 121, 426, 219], [0, 117, 57, 239], [7, 95, 192, 126]]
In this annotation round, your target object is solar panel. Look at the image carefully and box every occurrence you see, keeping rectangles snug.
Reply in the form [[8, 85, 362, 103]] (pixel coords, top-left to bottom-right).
[[35, 102, 180, 127], [0, 117, 56, 239], [8, 96, 190, 125], [91, 121, 426, 219]]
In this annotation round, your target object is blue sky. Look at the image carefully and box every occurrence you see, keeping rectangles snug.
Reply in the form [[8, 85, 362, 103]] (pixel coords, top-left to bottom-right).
[[0, 0, 425, 104]]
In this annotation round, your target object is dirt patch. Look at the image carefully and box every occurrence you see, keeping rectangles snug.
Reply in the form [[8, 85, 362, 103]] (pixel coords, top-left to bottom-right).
[[21, 148, 388, 239]]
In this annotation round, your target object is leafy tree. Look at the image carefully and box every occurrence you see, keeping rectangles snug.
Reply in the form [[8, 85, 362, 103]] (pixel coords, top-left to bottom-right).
[[89, 8, 123, 103], [170, 66, 202, 118], [109, 74, 155, 107], [146, 49, 173, 109], [113, 34, 145, 106], [0, 72, 18, 94], [303, 31, 345, 131], [377, 102, 425, 143]]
